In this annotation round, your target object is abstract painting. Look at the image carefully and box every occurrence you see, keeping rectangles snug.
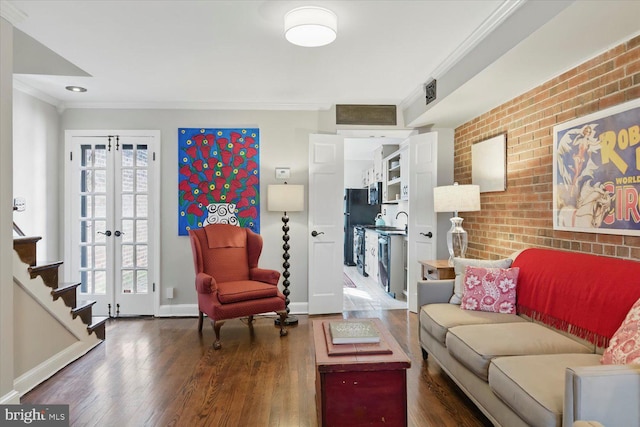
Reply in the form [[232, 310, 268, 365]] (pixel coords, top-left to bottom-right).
[[178, 128, 260, 235]]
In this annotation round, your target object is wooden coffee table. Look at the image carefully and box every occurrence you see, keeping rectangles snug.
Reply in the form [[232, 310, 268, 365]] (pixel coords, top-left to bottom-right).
[[313, 318, 411, 427]]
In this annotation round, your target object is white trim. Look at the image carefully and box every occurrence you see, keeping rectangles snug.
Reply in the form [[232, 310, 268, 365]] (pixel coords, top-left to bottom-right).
[[13, 78, 63, 109], [58, 101, 333, 112], [0, 1, 27, 26], [13, 341, 101, 396], [156, 303, 199, 317], [400, 0, 526, 110], [155, 302, 310, 317], [0, 390, 20, 404]]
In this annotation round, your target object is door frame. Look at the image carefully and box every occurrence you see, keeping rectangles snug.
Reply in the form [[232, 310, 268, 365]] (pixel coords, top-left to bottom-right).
[[63, 129, 161, 316]]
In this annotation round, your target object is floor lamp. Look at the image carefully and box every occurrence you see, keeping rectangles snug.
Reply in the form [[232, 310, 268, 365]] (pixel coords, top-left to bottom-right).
[[267, 183, 305, 326], [433, 183, 481, 266]]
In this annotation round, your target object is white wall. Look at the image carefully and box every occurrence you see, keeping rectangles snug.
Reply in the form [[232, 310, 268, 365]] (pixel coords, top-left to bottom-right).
[[0, 17, 18, 404], [13, 90, 60, 261], [60, 108, 325, 313]]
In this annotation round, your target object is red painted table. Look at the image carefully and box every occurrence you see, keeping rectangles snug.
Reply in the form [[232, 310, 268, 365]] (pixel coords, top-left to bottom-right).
[[313, 318, 411, 427]]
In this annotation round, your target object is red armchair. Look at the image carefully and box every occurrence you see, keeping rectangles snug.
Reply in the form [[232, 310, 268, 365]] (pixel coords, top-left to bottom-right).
[[189, 224, 288, 349]]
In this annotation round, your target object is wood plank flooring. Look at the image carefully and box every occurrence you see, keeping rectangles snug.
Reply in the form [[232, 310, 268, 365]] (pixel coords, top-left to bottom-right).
[[22, 311, 491, 427]]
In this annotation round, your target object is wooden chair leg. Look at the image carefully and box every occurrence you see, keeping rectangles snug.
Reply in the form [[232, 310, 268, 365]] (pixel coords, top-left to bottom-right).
[[198, 311, 204, 332], [211, 319, 224, 350], [248, 315, 254, 324], [277, 311, 288, 337]]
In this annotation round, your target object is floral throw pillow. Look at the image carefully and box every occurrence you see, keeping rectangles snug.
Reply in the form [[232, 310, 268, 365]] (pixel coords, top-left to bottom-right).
[[601, 296, 640, 365], [461, 266, 519, 314]]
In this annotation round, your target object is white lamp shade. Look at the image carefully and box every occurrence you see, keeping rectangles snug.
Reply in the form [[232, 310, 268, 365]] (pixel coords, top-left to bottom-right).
[[284, 6, 337, 47], [433, 184, 480, 213], [267, 184, 305, 212]]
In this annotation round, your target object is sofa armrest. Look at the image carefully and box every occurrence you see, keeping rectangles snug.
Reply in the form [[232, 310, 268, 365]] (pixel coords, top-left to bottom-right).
[[417, 279, 454, 308], [564, 364, 640, 427]]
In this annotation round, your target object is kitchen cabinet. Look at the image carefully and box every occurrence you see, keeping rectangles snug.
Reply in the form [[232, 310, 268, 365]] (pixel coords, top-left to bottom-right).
[[373, 145, 398, 183], [364, 229, 378, 280], [400, 147, 409, 200], [383, 151, 402, 203]]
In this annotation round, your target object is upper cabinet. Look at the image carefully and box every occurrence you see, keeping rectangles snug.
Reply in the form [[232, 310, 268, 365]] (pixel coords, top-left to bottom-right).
[[374, 145, 398, 183], [383, 151, 402, 203]]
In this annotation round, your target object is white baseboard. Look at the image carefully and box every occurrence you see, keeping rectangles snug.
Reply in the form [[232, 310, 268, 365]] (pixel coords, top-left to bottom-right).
[[156, 303, 199, 317], [13, 340, 101, 397], [155, 302, 310, 317], [0, 390, 20, 404]]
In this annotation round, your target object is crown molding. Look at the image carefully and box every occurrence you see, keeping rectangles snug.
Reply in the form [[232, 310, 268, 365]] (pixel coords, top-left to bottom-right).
[[59, 101, 334, 111], [13, 78, 63, 109], [399, 0, 525, 111], [0, 1, 27, 26]]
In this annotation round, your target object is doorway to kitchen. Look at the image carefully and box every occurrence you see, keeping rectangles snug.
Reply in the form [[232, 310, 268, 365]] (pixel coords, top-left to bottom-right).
[[342, 133, 410, 312]]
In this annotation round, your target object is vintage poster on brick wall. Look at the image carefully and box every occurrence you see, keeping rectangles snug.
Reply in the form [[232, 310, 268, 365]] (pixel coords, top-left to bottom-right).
[[178, 128, 260, 236], [553, 98, 640, 236]]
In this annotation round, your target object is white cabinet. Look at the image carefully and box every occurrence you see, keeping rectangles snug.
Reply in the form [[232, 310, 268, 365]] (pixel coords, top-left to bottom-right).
[[400, 147, 409, 200], [374, 145, 398, 183], [364, 229, 378, 280], [383, 151, 402, 203]]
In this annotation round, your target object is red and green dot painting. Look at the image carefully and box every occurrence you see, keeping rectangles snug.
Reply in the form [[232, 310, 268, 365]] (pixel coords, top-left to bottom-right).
[[178, 128, 260, 235]]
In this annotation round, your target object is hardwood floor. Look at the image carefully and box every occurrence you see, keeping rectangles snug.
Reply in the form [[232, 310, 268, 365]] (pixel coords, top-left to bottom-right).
[[22, 311, 491, 427]]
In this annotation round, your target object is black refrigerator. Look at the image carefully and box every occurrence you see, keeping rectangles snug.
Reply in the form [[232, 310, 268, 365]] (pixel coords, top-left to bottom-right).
[[344, 188, 380, 266]]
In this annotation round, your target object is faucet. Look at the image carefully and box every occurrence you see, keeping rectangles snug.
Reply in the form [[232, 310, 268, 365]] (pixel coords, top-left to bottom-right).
[[396, 211, 408, 233]]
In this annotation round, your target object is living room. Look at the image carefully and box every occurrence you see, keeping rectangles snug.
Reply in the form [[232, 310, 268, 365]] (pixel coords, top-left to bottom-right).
[[2, 1, 640, 426]]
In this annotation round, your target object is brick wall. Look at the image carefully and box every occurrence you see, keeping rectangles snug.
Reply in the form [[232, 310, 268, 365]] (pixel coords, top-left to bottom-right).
[[455, 35, 640, 261]]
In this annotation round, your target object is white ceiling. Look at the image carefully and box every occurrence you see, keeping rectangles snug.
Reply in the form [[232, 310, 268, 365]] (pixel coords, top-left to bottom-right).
[[5, 0, 640, 129]]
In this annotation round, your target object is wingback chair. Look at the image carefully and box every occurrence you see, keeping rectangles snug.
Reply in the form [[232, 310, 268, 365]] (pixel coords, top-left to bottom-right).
[[189, 223, 288, 349]]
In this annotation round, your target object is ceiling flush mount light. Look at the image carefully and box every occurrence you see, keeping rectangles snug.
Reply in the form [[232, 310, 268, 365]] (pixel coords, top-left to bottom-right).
[[284, 6, 337, 47], [65, 85, 87, 93]]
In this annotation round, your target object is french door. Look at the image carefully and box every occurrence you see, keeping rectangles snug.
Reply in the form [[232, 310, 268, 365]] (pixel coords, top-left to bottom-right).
[[65, 130, 160, 316]]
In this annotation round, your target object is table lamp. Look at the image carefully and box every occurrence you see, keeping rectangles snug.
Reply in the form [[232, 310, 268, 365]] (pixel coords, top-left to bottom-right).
[[433, 183, 481, 266]]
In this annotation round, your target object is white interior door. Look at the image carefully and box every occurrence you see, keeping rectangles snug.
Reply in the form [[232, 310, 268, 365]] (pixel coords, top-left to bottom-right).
[[65, 130, 160, 316], [308, 134, 344, 315], [407, 132, 438, 313]]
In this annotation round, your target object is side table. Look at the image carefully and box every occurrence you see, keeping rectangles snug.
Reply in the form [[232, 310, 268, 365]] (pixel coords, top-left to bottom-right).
[[419, 259, 455, 280]]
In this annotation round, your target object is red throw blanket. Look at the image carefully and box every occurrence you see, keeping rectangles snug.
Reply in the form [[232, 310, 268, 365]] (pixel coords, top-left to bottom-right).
[[513, 248, 640, 347]]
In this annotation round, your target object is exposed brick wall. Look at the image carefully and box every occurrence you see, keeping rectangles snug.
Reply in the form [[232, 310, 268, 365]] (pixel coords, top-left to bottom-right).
[[455, 35, 640, 261]]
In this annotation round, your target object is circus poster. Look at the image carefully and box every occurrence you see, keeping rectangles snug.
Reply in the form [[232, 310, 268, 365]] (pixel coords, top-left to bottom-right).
[[178, 128, 260, 236], [553, 98, 640, 235]]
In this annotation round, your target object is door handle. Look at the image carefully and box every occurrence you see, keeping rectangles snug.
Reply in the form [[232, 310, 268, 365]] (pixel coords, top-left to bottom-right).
[[311, 230, 325, 237], [114, 230, 124, 237], [98, 230, 112, 237], [420, 232, 433, 238]]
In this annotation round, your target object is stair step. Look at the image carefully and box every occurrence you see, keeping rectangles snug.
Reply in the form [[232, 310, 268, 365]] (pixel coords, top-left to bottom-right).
[[28, 261, 63, 289], [13, 236, 42, 266], [51, 282, 80, 308], [88, 316, 109, 340], [72, 300, 97, 325]]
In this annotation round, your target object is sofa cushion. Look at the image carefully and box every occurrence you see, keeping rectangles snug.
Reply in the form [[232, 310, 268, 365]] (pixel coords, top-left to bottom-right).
[[601, 296, 640, 365], [446, 323, 593, 381], [451, 257, 513, 304], [217, 280, 278, 304], [420, 303, 526, 345], [489, 354, 602, 427], [461, 266, 519, 314]]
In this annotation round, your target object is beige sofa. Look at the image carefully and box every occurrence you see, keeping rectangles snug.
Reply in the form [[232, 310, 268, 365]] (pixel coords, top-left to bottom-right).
[[418, 248, 640, 427]]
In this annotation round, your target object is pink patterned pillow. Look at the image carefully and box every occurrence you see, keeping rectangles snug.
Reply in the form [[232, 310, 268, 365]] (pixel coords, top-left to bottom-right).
[[601, 297, 640, 365], [461, 266, 519, 314]]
